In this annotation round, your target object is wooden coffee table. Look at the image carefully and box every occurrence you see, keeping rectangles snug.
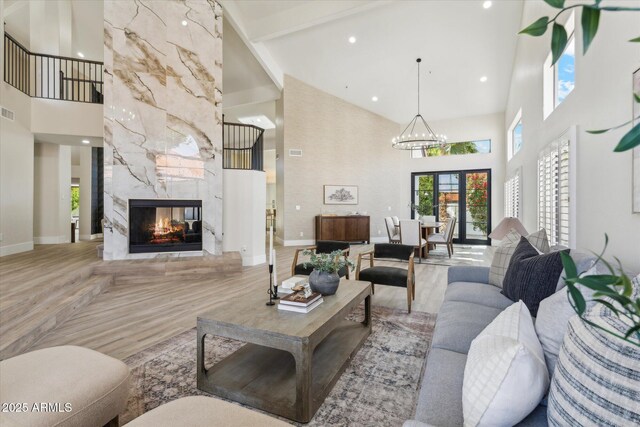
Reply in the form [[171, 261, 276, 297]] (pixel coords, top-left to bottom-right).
[[196, 280, 372, 422]]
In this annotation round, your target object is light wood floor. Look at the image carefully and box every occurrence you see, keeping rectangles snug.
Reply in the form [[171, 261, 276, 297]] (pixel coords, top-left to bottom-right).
[[3, 242, 493, 361]]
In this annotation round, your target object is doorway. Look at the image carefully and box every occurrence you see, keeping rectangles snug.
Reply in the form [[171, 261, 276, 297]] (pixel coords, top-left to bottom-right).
[[411, 169, 491, 245]]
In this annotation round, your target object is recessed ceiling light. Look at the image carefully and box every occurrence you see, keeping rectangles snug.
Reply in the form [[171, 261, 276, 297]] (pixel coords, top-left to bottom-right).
[[480, 76, 488, 82], [77, 52, 85, 58], [371, 96, 378, 102], [348, 36, 357, 44], [181, 20, 188, 26], [483, 1, 492, 9], [82, 139, 90, 144]]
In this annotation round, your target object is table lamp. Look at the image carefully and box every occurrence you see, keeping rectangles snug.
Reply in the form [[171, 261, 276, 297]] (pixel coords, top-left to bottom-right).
[[488, 217, 528, 240]]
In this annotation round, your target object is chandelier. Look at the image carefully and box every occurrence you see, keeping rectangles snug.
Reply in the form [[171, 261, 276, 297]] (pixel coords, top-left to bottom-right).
[[392, 58, 446, 150]]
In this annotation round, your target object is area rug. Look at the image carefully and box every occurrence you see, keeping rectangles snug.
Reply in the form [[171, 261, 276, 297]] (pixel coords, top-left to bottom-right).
[[122, 306, 436, 426]]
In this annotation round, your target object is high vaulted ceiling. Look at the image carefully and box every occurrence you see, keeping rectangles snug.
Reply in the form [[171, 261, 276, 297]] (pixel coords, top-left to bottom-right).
[[223, 0, 524, 123]]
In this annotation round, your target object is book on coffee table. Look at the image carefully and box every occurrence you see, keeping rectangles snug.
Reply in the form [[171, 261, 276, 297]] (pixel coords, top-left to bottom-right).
[[279, 291, 322, 307], [278, 298, 323, 313]]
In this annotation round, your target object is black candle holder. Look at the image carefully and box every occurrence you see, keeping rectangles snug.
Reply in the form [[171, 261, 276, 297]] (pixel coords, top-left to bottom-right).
[[266, 264, 279, 306]]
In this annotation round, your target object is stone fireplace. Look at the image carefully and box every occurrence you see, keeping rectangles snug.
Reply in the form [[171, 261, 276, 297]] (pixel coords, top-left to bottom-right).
[[129, 199, 202, 254], [102, 1, 223, 260]]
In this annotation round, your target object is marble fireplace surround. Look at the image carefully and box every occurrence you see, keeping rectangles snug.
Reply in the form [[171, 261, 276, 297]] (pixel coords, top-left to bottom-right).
[[102, 0, 223, 260]]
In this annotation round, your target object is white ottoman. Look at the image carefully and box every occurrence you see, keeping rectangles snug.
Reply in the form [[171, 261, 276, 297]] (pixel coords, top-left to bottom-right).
[[0, 346, 130, 427], [126, 396, 291, 427]]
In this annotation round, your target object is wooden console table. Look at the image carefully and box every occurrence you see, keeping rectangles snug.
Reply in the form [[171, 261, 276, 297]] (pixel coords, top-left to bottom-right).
[[315, 215, 370, 243]]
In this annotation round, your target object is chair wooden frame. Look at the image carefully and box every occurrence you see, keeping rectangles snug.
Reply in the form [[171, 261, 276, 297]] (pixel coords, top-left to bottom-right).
[[291, 245, 351, 279], [355, 249, 415, 313], [427, 218, 457, 258]]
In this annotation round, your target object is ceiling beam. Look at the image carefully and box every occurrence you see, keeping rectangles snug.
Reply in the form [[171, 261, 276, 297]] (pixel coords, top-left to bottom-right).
[[245, 0, 394, 43], [222, 0, 284, 90]]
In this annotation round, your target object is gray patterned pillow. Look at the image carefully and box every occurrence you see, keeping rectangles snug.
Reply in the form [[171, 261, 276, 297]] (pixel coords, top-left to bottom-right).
[[489, 229, 550, 288], [547, 274, 640, 426]]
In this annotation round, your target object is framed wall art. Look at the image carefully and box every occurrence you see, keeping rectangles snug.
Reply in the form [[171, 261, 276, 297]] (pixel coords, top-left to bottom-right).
[[323, 185, 358, 205]]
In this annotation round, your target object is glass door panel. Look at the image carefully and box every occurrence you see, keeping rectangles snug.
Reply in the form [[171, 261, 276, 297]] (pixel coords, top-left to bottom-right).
[[437, 173, 460, 240], [465, 172, 489, 241], [413, 174, 435, 218]]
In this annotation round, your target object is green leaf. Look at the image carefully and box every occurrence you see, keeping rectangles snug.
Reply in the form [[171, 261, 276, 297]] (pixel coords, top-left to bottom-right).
[[635, 93, 640, 103], [593, 299, 620, 316], [544, 0, 565, 8], [587, 116, 640, 135], [614, 122, 640, 152], [519, 17, 550, 37], [551, 23, 568, 65], [581, 6, 600, 54], [599, 6, 640, 11], [630, 36, 640, 43], [624, 324, 640, 339], [567, 283, 586, 314], [560, 252, 577, 279]]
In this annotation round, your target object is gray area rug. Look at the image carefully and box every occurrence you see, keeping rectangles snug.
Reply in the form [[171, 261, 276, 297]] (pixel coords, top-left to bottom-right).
[[122, 306, 436, 426]]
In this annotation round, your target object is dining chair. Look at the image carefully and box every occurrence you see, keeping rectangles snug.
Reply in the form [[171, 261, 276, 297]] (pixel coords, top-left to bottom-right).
[[400, 219, 427, 263], [391, 216, 400, 226], [356, 244, 416, 313], [385, 217, 401, 244], [427, 217, 456, 258]]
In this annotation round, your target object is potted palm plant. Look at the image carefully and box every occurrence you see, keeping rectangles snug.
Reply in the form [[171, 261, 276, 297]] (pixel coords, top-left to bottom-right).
[[302, 249, 355, 295]]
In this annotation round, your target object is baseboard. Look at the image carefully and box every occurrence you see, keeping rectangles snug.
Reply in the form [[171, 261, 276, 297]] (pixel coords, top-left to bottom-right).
[[79, 234, 103, 241], [0, 241, 34, 257], [283, 239, 316, 246], [34, 235, 69, 244], [242, 253, 266, 266]]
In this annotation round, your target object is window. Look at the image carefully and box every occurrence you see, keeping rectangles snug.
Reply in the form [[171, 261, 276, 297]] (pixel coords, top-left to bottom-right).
[[411, 139, 491, 158], [504, 169, 521, 219], [537, 129, 575, 247], [508, 109, 522, 160], [544, 12, 575, 118]]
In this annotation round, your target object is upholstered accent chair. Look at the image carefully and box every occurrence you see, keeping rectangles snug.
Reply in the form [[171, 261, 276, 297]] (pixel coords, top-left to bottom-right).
[[385, 217, 401, 244], [356, 244, 416, 313], [427, 216, 456, 258], [400, 219, 427, 263], [291, 240, 351, 279]]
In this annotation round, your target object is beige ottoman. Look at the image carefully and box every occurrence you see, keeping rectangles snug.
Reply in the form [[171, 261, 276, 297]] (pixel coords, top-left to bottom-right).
[[0, 346, 130, 427], [126, 396, 290, 427]]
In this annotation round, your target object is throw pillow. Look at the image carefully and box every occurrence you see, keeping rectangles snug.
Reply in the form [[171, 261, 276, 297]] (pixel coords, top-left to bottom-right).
[[547, 274, 640, 426], [463, 301, 549, 427], [535, 266, 598, 378], [489, 229, 550, 288], [501, 237, 567, 317]]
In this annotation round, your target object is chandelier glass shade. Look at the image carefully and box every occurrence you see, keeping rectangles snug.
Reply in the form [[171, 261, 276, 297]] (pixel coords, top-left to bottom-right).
[[392, 58, 447, 150]]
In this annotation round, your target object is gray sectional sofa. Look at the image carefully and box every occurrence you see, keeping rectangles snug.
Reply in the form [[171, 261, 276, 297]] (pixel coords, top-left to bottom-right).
[[405, 266, 548, 427]]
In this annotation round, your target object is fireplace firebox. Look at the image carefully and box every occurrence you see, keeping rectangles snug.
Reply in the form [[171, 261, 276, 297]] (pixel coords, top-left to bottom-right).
[[129, 199, 203, 253]]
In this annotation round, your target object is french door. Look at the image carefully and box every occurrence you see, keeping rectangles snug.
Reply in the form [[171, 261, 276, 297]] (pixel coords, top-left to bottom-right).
[[411, 169, 491, 245]]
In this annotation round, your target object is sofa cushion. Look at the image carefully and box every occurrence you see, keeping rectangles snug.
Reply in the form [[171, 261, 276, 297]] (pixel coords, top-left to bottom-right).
[[547, 275, 640, 426], [502, 237, 567, 317], [414, 348, 467, 427], [0, 345, 130, 427], [431, 301, 504, 354], [489, 229, 550, 288], [126, 396, 290, 427], [445, 282, 514, 310], [358, 266, 408, 288], [463, 302, 549, 427]]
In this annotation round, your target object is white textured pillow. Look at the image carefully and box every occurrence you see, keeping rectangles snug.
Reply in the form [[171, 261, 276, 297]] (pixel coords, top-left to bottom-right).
[[463, 301, 549, 427], [536, 266, 598, 377], [489, 229, 550, 288]]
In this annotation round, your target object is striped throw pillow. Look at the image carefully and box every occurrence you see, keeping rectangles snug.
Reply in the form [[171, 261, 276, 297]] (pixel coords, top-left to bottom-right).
[[547, 274, 640, 426]]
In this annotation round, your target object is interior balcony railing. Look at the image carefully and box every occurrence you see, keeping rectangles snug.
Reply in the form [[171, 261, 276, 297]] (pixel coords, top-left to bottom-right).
[[3, 33, 104, 104], [223, 121, 264, 171]]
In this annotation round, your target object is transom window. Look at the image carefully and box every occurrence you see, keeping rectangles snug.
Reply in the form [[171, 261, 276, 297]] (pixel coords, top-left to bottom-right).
[[410, 139, 491, 158], [543, 11, 575, 119], [508, 109, 522, 160]]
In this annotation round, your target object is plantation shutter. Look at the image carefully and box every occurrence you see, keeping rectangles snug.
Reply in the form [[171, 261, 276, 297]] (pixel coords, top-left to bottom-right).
[[504, 170, 521, 219], [538, 139, 570, 246]]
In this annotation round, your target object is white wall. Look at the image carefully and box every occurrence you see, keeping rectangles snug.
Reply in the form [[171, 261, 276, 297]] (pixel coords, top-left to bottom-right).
[[505, 1, 640, 271], [0, 115, 35, 256], [223, 169, 266, 266], [33, 142, 71, 244]]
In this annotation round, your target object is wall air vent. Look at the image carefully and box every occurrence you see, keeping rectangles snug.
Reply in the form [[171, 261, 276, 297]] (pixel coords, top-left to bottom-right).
[[289, 149, 302, 157], [1, 106, 15, 121]]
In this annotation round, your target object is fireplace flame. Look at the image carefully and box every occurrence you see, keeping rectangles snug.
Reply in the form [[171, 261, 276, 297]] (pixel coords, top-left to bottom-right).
[[150, 217, 184, 243]]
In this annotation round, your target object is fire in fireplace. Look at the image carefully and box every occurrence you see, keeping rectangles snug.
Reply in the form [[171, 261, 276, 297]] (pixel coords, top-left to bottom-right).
[[129, 199, 203, 253]]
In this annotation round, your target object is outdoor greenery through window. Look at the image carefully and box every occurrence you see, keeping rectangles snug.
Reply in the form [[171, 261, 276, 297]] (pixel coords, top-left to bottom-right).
[[508, 109, 523, 160], [410, 139, 491, 158]]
